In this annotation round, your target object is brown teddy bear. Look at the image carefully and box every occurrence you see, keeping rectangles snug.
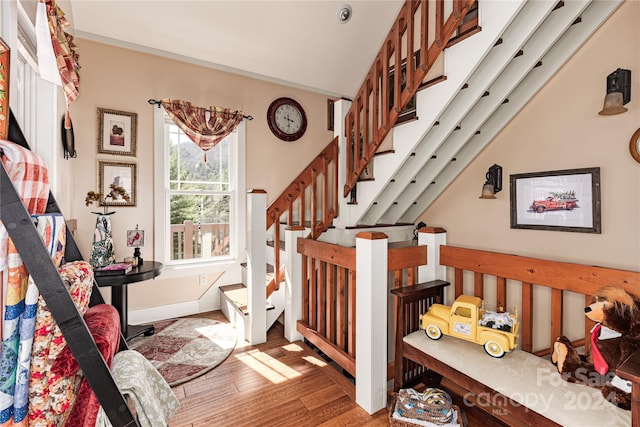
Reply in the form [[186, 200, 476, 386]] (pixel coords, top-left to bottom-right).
[[551, 286, 640, 409]]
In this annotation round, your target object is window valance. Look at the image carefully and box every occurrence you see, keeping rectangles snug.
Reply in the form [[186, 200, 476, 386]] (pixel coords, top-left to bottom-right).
[[159, 98, 246, 156]]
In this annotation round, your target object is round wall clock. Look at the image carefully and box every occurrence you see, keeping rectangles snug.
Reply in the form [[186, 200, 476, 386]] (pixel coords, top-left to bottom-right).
[[630, 128, 640, 164], [266, 97, 307, 142]]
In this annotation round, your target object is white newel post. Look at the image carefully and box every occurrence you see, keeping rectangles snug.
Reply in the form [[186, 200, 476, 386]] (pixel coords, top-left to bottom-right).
[[418, 227, 447, 283], [246, 189, 267, 344], [355, 231, 388, 414], [284, 226, 305, 342]]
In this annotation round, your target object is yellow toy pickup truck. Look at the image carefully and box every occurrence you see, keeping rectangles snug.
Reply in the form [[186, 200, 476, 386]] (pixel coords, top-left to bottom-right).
[[420, 295, 520, 358]]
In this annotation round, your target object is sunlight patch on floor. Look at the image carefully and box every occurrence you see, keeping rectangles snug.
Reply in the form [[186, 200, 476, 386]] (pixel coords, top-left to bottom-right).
[[194, 325, 236, 350], [302, 355, 328, 367], [235, 349, 302, 384], [282, 343, 303, 352]]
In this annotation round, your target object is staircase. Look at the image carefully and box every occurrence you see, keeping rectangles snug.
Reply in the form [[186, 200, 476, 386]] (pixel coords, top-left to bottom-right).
[[221, 0, 623, 344], [219, 232, 291, 341], [344, 0, 623, 226]]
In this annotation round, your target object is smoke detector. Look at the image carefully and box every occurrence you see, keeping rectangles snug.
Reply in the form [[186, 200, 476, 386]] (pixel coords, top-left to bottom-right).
[[337, 5, 352, 24]]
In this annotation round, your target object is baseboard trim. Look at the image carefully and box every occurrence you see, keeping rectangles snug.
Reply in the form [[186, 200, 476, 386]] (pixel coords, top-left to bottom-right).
[[128, 300, 202, 324]]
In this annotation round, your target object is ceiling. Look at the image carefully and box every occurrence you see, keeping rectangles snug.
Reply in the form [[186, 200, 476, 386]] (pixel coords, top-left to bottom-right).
[[66, 0, 404, 98]]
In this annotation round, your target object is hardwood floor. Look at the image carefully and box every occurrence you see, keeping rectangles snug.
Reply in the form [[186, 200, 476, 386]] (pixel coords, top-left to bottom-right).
[[169, 311, 389, 426], [168, 311, 498, 426]]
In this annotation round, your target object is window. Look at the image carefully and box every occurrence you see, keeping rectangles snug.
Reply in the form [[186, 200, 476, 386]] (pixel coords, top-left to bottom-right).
[[154, 109, 245, 266], [9, 1, 59, 189]]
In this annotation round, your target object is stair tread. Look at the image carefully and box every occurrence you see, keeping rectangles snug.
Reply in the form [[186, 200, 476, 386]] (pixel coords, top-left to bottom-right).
[[344, 222, 413, 230], [266, 240, 285, 250], [276, 221, 335, 229], [388, 239, 418, 248], [374, 149, 395, 156], [220, 283, 275, 315], [240, 262, 275, 274]]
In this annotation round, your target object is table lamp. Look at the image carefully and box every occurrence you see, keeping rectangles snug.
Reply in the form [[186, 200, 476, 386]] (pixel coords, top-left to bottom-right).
[[126, 225, 145, 266]]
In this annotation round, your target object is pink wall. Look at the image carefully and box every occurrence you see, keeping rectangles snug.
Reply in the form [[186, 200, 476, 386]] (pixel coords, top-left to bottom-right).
[[62, 1, 639, 314], [66, 38, 333, 308]]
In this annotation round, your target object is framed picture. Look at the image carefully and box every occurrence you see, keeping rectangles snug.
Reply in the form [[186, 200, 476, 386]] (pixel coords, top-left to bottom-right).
[[97, 108, 137, 156], [126, 229, 145, 247], [98, 161, 137, 207], [510, 167, 601, 233]]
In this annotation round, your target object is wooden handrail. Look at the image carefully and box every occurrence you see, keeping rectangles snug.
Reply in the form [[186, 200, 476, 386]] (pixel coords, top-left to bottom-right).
[[260, 0, 477, 303], [343, 0, 477, 198], [265, 265, 285, 298], [265, 137, 339, 298], [266, 137, 339, 232]]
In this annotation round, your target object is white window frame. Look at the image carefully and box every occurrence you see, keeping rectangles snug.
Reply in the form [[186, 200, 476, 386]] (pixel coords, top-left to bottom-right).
[[153, 106, 246, 274]]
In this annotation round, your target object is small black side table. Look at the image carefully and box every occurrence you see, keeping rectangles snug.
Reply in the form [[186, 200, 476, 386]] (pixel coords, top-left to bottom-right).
[[95, 261, 163, 340]]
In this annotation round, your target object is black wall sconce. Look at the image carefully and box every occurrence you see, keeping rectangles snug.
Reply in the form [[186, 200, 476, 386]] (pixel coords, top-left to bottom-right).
[[479, 164, 502, 199], [598, 68, 631, 116], [413, 221, 426, 240]]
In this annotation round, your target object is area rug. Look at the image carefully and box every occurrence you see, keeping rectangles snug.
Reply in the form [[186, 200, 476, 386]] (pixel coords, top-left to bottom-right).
[[127, 317, 237, 387]]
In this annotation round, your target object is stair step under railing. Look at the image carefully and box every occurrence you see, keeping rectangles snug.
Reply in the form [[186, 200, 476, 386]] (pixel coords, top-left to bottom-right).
[[240, 262, 274, 274], [344, 222, 413, 230], [272, 221, 331, 233], [240, 262, 278, 287], [267, 221, 329, 250], [353, 74, 449, 185], [219, 283, 276, 315], [267, 239, 285, 250]]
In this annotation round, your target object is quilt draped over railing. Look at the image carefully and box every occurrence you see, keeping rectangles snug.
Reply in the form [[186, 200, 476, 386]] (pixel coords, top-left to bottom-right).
[[0, 141, 98, 426], [159, 98, 245, 161], [0, 141, 50, 426]]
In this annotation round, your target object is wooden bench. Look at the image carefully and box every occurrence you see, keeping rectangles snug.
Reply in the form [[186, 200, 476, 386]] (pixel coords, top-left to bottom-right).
[[392, 245, 640, 426]]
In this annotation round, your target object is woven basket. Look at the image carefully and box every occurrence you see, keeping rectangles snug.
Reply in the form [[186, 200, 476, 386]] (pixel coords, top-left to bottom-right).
[[389, 392, 464, 427]]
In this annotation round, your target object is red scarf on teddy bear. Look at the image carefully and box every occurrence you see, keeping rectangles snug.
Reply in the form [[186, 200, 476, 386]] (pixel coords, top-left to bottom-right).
[[591, 323, 609, 375]]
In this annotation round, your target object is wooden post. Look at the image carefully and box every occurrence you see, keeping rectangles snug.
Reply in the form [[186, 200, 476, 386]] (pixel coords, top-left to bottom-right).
[[284, 225, 306, 342], [355, 231, 388, 414], [333, 99, 352, 230], [184, 220, 195, 259], [201, 226, 212, 257], [247, 189, 267, 344], [418, 226, 447, 285]]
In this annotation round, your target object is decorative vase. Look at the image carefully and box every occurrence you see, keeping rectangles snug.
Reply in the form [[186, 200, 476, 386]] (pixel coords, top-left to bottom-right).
[[90, 213, 116, 268]]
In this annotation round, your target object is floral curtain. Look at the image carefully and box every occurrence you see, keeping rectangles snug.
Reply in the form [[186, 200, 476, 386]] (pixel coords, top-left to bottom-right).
[[160, 99, 245, 158], [37, 0, 80, 106]]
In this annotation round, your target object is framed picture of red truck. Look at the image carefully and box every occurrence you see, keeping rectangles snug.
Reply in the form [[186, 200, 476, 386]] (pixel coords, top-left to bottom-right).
[[510, 167, 601, 233]]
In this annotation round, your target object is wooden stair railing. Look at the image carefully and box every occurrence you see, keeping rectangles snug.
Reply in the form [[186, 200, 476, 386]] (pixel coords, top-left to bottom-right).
[[296, 237, 435, 379], [344, 0, 477, 198], [265, 265, 285, 299], [265, 137, 339, 297], [261, 0, 477, 300]]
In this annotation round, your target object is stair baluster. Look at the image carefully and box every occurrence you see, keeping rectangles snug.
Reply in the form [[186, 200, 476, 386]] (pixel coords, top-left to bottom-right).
[[259, 0, 476, 334], [265, 137, 339, 298], [344, 0, 478, 199]]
